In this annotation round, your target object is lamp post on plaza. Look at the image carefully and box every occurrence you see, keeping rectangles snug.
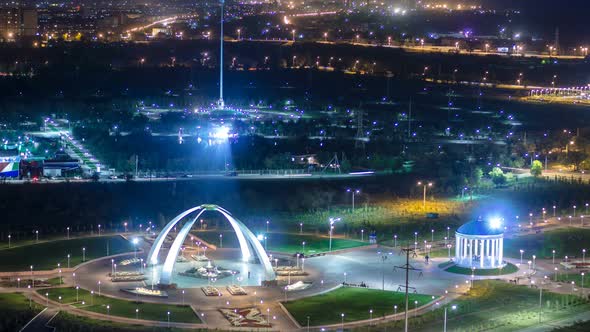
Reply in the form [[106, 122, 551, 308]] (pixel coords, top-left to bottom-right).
[[302, 241, 306, 254], [431, 229, 434, 242], [574, 205, 577, 217], [66, 227, 70, 239], [394, 234, 398, 247], [329, 217, 341, 252], [7, 234, 10, 248], [447, 244, 452, 259], [520, 249, 524, 265], [266, 220, 269, 233], [378, 251, 391, 290], [553, 205, 557, 217], [552, 250, 556, 264], [583, 249, 586, 264], [361, 229, 364, 242], [299, 223, 303, 234], [82, 247, 86, 262], [443, 304, 457, 332]]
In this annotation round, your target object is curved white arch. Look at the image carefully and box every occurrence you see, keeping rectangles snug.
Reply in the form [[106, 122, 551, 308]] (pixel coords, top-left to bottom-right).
[[147, 206, 203, 265], [149, 204, 276, 285]]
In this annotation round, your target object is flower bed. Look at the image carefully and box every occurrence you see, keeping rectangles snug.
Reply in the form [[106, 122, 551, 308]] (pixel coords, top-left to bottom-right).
[[120, 287, 168, 297], [220, 307, 270, 327], [201, 286, 221, 296], [227, 285, 247, 295]]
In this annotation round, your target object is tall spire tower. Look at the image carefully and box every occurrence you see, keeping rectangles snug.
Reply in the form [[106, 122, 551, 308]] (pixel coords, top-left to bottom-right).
[[218, 0, 225, 109]]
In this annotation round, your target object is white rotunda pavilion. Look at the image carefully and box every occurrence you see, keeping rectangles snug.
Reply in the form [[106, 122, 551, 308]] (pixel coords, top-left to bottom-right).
[[455, 218, 504, 269]]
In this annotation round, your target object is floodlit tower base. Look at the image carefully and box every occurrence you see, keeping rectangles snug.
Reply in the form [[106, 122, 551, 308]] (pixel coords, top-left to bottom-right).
[[217, 98, 225, 110]]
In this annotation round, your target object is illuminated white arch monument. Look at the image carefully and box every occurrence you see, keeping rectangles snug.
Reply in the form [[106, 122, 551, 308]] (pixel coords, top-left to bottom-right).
[[455, 218, 504, 269], [147, 204, 275, 285]]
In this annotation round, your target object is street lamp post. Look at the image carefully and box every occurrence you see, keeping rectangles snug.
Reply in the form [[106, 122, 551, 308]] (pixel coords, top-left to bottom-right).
[[417, 181, 433, 209], [82, 247, 86, 262], [7, 234, 10, 248], [292, 29, 296, 42], [346, 188, 360, 211], [574, 205, 577, 217], [299, 223, 303, 234], [552, 250, 556, 264], [520, 249, 524, 264], [329, 217, 341, 252], [443, 305, 457, 332]]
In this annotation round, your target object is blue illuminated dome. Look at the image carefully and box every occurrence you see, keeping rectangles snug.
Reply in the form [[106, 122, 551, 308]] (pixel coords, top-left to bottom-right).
[[457, 219, 503, 236]]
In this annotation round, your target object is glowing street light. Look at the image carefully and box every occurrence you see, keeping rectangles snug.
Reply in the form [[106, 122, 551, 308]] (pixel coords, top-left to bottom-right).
[[417, 181, 433, 209], [346, 188, 360, 211], [329, 217, 341, 252], [443, 304, 457, 332]]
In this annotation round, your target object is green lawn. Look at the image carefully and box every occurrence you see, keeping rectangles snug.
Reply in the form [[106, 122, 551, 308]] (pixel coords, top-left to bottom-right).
[[444, 262, 519, 276], [283, 287, 436, 326], [556, 273, 589, 287], [0, 236, 133, 272], [39, 287, 201, 324], [49, 312, 203, 332], [368, 280, 590, 332], [193, 231, 368, 254], [0, 293, 44, 331], [504, 228, 590, 259]]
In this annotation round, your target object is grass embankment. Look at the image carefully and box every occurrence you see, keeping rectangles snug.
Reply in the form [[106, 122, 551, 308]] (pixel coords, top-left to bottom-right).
[[358, 280, 590, 332], [194, 231, 368, 254], [0, 236, 133, 272], [49, 312, 206, 332], [39, 287, 201, 324], [283, 287, 436, 326], [0, 293, 43, 331], [504, 228, 590, 259], [443, 262, 519, 276]]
